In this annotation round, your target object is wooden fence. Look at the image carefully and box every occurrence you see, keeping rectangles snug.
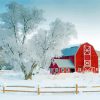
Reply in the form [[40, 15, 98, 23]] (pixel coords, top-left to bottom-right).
[[0, 84, 100, 95]]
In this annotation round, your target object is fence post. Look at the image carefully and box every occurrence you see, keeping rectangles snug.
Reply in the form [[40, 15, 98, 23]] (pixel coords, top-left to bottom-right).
[[3, 86, 5, 93], [76, 84, 78, 94], [37, 85, 40, 95]]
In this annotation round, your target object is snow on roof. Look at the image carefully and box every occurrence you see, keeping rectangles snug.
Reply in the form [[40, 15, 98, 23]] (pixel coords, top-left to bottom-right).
[[54, 59, 74, 68], [62, 46, 79, 56]]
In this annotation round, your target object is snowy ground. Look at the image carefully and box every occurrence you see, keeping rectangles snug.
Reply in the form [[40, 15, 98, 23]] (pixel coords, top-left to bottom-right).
[[0, 69, 100, 99], [0, 93, 100, 100], [1, 70, 100, 86]]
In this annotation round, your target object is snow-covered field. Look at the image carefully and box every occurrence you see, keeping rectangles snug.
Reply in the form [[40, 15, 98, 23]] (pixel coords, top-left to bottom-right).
[[1, 69, 100, 86], [0, 69, 100, 99], [0, 93, 100, 100]]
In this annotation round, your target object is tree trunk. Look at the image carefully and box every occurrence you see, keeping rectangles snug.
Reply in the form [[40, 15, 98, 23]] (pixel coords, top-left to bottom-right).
[[25, 73, 32, 80], [21, 62, 37, 80]]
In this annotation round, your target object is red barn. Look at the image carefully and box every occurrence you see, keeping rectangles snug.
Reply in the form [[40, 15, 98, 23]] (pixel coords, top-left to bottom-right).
[[49, 42, 98, 74]]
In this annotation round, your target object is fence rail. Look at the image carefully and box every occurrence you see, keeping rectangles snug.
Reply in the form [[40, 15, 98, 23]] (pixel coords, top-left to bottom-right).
[[0, 84, 100, 95]]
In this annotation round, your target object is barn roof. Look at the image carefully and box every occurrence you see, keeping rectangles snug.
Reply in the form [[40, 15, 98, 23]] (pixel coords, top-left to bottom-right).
[[62, 46, 80, 56], [54, 59, 74, 68]]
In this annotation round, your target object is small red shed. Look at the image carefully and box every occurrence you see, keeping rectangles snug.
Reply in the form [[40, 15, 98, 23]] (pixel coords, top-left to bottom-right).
[[50, 58, 74, 74], [49, 42, 98, 74]]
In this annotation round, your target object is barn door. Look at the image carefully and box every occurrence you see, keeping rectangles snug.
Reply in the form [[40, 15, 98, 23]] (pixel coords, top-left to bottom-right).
[[83, 45, 91, 68]]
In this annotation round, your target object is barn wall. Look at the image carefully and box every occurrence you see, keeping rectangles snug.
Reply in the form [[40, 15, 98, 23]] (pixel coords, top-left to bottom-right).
[[91, 46, 98, 73], [75, 43, 98, 73], [75, 45, 84, 72], [69, 56, 75, 64]]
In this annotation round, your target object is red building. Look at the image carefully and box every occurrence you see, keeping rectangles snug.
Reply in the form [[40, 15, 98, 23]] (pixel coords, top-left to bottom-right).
[[49, 42, 98, 74]]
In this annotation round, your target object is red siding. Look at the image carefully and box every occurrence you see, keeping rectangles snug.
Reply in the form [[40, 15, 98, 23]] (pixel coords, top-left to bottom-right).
[[75, 43, 98, 73], [75, 44, 84, 72], [49, 42, 98, 74]]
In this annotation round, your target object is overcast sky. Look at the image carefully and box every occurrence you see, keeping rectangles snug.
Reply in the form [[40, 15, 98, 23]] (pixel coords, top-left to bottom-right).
[[0, 0, 100, 50]]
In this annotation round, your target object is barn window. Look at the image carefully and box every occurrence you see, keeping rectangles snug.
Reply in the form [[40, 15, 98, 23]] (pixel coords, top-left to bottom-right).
[[50, 68, 53, 73], [55, 68, 58, 73], [62, 68, 65, 72]]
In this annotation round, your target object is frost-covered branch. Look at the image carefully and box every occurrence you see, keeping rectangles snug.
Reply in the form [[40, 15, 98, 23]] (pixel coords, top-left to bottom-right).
[[0, 1, 44, 80], [33, 19, 77, 69]]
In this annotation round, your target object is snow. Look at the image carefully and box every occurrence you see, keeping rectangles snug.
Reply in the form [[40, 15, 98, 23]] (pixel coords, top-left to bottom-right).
[[54, 59, 74, 68], [0, 93, 100, 100], [0, 70, 100, 87], [0, 70, 100, 99], [0, 70, 24, 80]]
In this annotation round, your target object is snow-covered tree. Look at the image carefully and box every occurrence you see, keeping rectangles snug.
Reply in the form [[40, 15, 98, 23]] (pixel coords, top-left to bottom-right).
[[33, 19, 77, 69], [0, 2, 44, 80], [33, 29, 49, 69], [0, 1, 77, 79]]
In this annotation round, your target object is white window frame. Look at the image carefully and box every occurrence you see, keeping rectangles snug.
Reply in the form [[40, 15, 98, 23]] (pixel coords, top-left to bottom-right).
[[96, 68, 98, 72], [55, 68, 58, 73]]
